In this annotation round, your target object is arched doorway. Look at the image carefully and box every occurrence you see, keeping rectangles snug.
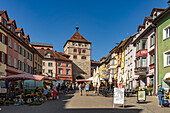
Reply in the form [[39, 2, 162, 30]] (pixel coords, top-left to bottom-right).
[[76, 75, 85, 79]]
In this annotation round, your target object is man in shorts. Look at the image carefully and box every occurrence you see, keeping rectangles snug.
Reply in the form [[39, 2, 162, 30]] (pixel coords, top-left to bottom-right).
[[85, 83, 90, 96]]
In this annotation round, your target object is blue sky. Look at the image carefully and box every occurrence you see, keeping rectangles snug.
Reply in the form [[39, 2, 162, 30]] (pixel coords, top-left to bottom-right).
[[0, 0, 168, 61]]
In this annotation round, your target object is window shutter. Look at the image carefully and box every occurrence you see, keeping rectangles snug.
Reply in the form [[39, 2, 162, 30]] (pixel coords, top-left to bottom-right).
[[0, 32, 2, 42], [0, 51, 2, 62]]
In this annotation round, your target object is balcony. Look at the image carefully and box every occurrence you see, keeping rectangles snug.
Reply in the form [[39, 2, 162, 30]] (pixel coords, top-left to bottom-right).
[[136, 49, 147, 58], [134, 67, 148, 75]]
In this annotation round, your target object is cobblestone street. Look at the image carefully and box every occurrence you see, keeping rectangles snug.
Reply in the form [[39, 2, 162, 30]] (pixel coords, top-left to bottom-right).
[[1, 91, 169, 113]]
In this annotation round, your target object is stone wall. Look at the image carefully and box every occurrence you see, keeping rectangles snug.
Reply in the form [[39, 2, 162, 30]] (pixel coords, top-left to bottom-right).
[[72, 60, 91, 82]]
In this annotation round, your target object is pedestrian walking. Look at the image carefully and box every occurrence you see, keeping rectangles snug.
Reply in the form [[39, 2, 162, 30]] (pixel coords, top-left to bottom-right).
[[79, 83, 83, 96], [85, 83, 90, 96], [158, 85, 165, 107]]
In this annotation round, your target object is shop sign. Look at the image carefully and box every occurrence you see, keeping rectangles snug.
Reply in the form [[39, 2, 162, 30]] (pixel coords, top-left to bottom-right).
[[113, 88, 124, 108], [137, 91, 146, 102]]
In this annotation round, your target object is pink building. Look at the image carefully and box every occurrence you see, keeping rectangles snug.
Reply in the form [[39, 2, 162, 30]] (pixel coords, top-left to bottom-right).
[[0, 11, 34, 76]]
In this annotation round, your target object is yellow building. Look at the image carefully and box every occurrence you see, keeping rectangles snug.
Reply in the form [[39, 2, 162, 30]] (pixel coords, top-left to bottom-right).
[[0, 29, 7, 77], [99, 57, 106, 78]]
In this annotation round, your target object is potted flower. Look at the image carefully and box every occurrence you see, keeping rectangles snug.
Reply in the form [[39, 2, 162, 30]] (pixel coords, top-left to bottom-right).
[[5, 101, 10, 106]]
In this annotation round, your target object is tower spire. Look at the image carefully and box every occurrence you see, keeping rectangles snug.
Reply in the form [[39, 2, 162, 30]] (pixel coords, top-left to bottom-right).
[[75, 25, 79, 32]]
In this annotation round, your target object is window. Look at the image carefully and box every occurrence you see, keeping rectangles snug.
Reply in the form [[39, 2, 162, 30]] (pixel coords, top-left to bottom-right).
[[14, 58, 17, 68], [18, 61, 21, 70], [58, 62, 62, 66], [18, 46, 22, 54], [167, 53, 170, 66], [2, 52, 5, 64], [163, 26, 170, 40], [73, 55, 77, 59], [27, 52, 29, 59], [66, 63, 69, 67], [43, 62, 45, 66], [164, 51, 170, 67], [66, 69, 70, 75], [142, 40, 147, 49], [82, 50, 86, 53], [58, 68, 62, 75], [79, 43, 81, 46], [2, 34, 6, 44], [150, 53, 155, 65], [166, 28, 170, 39], [14, 42, 17, 51], [142, 57, 147, 67], [48, 63, 53, 66], [73, 49, 77, 52], [82, 56, 86, 59], [46, 54, 50, 58], [48, 70, 53, 74], [41, 48, 44, 50], [35, 54, 37, 60], [8, 55, 12, 66], [47, 48, 50, 50], [151, 34, 155, 46], [42, 69, 45, 73], [9, 38, 12, 48]]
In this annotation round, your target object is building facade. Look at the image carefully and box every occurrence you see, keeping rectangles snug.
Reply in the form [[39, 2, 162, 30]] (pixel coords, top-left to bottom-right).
[[153, 7, 170, 91], [64, 26, 91, 82], [0, 11, 34, 76]]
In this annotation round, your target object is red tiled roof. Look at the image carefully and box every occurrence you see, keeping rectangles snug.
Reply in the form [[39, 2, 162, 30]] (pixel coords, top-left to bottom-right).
[[16, 28, 22, 30], [137, 25, 145, 32], [0, 11, 6, 15], [143, 17, 153, 25], [68, 32, 91, 43], [37, 49, 71, 61], [8, 19, 14, 22], [57, 52, 70, 57], [150, 8, 166, 16], [55, 52, 71, 61]]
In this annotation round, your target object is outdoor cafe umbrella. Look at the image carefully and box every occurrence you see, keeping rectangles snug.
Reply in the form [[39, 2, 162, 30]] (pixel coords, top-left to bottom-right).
[[93, 69, 96, 87]]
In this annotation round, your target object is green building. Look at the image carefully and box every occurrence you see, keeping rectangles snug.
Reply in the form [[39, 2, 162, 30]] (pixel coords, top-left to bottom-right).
[[153, 7, 170, 89]]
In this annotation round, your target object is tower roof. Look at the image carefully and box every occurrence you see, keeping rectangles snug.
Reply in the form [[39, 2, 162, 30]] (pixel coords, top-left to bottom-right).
[[64, 32, 91, 48]]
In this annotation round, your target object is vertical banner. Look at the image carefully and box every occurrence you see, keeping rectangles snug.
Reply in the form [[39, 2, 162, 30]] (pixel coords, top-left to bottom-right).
[[113, 88, 124, 108]]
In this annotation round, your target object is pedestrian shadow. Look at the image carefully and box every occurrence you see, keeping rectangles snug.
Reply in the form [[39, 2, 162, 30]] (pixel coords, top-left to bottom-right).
[[65, 108, 143, 113]]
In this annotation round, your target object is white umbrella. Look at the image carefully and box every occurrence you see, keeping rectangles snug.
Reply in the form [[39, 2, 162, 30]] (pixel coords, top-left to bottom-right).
[[93, 69, 96, 87], [109, 73, 112, 84]]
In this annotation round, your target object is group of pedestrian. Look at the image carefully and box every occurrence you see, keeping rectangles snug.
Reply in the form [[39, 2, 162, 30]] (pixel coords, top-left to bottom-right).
[[59, 82, 73, 94], [79, 82, 90, 96]]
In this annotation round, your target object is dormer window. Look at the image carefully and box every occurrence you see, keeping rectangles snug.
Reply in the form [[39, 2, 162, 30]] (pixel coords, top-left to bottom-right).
[[46, 53, 51, 58], [7, 25, 11, 29], [1, 17, 7, 26]]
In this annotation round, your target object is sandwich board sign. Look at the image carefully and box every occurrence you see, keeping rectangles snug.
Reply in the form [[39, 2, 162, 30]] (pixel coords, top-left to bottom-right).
[[113, 88, 124, 108]]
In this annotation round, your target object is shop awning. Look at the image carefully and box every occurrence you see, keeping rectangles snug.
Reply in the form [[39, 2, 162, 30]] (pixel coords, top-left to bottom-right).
[[0, 74, 49, 81], [164, 72, 170, 80]]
